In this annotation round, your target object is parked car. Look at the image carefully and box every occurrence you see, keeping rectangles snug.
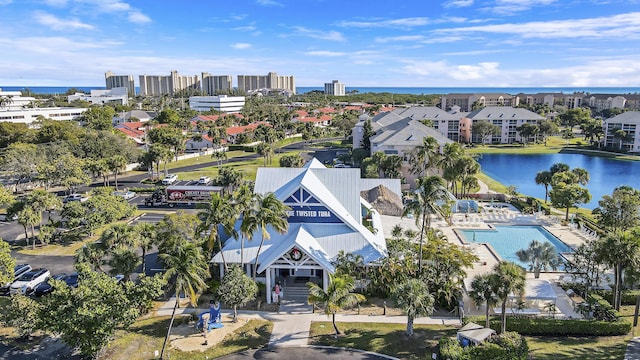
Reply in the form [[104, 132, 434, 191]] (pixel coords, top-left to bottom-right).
[[9, 268, 50, 295], [334, 163, 351, 168], [63, 193, 88, 203], [0, 264, 32, 294], [161, 174, 178, 185], [198, 176, 211, 184], [30, 273, 79, 296], [113, 190, 136, 200]]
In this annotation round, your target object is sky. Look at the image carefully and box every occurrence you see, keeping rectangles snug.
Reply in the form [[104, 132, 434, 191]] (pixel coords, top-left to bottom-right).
[[1, 0, 640, 88]]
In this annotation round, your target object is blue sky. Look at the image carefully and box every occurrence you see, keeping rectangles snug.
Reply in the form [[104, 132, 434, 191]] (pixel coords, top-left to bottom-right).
[[1, 0, 640, 87]]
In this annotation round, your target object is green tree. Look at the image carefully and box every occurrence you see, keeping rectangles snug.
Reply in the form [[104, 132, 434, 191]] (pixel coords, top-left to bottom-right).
[[492, 262, 526, 333], [402, 175, 448, 274], [197, 192, 239, 268], [564, 238, 603, 300], [107, 155, 128, 190], [159, 241, 209, 360], [550, 183, 591, 221], [134, 222, 158, 274], [472, 120, 501, 145], [307, 274, 365, 336], [75, 242, 106, 273], [515, 240, 560, 279], [1, 294, 42, 338], [409, 136, 441, 176], [0, 240, 16, 287], [16, 205, 41, 249], [216, 166, 243, 194], [360, 119, 374, 154], [594, 229, 640, 310], [593, 186, 640, 233], [0, 143, 41, 192], [108, 246, 140, 281], [515, 123, 539, 146], [535, 170, 553, 203], [279, 154, 305, 167], [81, 106, 116, 130], [613, 129, 629, 150], [390, 278, 435, 337], [217, 265, 258, 323], [538, 120, 559, 146], [469, 273, 500, 328]]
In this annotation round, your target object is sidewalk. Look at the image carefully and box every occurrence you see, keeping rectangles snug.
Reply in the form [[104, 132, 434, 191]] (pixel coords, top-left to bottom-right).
[[154, 298, 461, 348]]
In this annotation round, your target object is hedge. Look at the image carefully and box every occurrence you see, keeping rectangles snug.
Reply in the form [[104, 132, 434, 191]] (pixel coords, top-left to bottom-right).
[[464, 316, 631, 336], [594, 290, 640, 306]]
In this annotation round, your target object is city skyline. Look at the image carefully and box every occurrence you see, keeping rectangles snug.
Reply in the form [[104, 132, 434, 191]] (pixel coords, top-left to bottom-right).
[[1, 1, 640, 88]]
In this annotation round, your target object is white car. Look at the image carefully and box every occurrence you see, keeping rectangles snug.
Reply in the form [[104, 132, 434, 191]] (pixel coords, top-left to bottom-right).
[[0, 264, 32, 294], [63, 193, 88, 203], [198, 176, 211, 184], [162, 174, 178, 185], [334, 163, 351, 168], [10, 268, 50, 295], [113, 190, 136, 200]]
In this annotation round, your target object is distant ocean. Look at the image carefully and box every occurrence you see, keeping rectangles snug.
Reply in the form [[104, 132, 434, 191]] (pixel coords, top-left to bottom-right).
[[2, 85, 640, 96]]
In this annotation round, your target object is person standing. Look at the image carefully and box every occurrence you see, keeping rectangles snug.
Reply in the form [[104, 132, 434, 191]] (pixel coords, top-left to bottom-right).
[[274, 282, 281, 303]]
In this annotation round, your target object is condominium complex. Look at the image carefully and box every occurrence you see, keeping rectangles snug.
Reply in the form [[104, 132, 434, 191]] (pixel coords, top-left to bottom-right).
[[68, 87, 129, 106], [105, 71, 136, 96], [324, 80, 345, 96], [139, 70, 200, 96], [201, 73, 233, 95], [237, 72, 295, 94], [603, 111, 640, 152], [189, 95, 245, 113]]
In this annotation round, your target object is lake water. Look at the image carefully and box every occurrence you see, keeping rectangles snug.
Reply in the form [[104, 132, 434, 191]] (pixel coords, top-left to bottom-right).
[[477, 153, 640, 210]]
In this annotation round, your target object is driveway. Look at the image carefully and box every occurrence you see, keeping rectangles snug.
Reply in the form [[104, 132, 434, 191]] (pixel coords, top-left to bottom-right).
[[219, 346, 396, 360]]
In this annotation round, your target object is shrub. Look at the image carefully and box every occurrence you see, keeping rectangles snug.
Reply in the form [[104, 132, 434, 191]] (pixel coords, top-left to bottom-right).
[[464, 316, 631, 336], [438, 337, 469, 360]]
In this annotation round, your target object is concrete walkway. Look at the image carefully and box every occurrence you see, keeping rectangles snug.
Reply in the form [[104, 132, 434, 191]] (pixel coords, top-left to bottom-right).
[[626, 337, 640, 360], [154, 298, 461, 348]]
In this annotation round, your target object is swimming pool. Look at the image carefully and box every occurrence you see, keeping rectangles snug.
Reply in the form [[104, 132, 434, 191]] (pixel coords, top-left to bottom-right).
[[458, 226, 573, 269]]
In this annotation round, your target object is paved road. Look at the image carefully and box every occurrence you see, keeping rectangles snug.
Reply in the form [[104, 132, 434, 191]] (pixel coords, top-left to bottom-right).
[[219, 347, 396, 360]]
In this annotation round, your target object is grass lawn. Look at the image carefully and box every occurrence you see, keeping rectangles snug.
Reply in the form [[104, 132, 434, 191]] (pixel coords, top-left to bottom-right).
[[308, 322, 456, 360], [101, 315, 272, 360], [466, 135, 587, 155], [527, 335, 630, 359]]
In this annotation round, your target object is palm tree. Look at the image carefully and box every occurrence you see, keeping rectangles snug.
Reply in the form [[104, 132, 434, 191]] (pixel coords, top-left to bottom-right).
[[613, 129, 628, 150], [240, 193, 290, 280], [26, 189, 62, 225], [17, 206, 40, 249], [197, 192, 239, 270], [492, 262, 526, 333], [159, 241, 209, 360], [390, 278, 435, 337], [516, 240, 560, 279], [107, 155, 127, 190], [594, 230, 640, 310], [74, 243, 106, 273], [535, 171, 553, 203], [108, 246, 140, 281], [307, 274, 365, 336], [469, 273, 500, 329], [233, 184, 255, 266], [409, 136, 440, 176], [98, 224, 136, 250], [402, 175, 447, 274], [133, 222, 157, 274]]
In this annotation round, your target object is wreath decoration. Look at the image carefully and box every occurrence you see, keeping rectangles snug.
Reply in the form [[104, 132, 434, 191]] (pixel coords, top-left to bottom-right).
[[289, 247, 303, 261]]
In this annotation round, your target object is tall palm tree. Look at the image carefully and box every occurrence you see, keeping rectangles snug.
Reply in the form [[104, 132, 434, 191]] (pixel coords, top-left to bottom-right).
[[26, 189, 62, 225], [74, 243, 106, 273], [516, 240, 560, 279], [17, 206, 40, 249], [108, 245, 140, 281], [307, 274, 365, 336], [402, 175, 447, 274], [535, 171, 553, 203], [107, 155, 127, 190], [492, 262, 526, 333], [98, 224, 136, 251], [469, 273, 500, 328], [159, 241, 209, 360], [233, 184, 254, 267], [240, 193, 290, 280], [409, 136, 440, 176], [133, 222, 157, 274], [594, 229, 640, 310], [197, 192, 239, 270], [390, 278, 435, 337]]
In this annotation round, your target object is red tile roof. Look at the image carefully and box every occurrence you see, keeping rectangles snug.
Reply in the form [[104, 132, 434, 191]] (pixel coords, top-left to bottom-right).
[[225, 122, 270, 135]]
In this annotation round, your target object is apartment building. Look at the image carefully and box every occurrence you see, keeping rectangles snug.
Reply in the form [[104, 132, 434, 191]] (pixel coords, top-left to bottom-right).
[[201, 73, 233, 95], [440, 93, 514, 112], [189, 95, 245, 113], [460, 106, 545, 144], [0, 107, 87, 125], [139, 70, 200, 96], [324, 80, 345, 96], [602, 111, 640, 152], [237, 72, 295, 94], [68, 87, 129, 106], [105, 71, 136, 96]]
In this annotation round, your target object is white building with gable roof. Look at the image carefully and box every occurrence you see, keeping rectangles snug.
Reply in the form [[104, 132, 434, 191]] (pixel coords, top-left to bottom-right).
[[212, 158, 401, 303]]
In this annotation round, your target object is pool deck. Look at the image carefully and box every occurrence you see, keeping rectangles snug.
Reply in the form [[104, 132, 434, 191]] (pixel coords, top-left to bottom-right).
[[380, 209, 589, 320]]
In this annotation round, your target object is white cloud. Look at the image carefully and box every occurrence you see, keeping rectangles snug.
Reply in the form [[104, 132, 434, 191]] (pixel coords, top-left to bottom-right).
[[339, 17, 431, 28], [85, 0, 131, 13], [34, 12, 94, 30], [443, 0, 474, 7], [375, 35, 426, 43], [292, 27, 346, 41], [0, 0, 13, 5], [486, 0, 558, 15], [128, 11, 151, 24], [256, 0, 283, 6], [450, 62, 500, 80], [435, 12, 640, 39], [305, 50, 346, 57], [231, 43, 252, 49]]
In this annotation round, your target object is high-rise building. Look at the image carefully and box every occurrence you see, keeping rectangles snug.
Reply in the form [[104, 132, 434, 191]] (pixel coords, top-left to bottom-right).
[[105, 71, 135, 96], [138, 70, 200, 96], [324, 80, 345, 96], [236, 72, 295, 94], [201, 73, 233, 95]]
